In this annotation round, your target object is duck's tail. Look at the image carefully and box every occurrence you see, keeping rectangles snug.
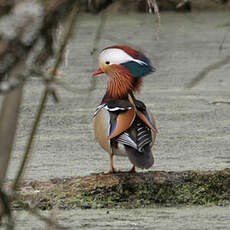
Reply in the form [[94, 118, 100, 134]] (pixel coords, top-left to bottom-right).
[[125, 145, 154, 169]]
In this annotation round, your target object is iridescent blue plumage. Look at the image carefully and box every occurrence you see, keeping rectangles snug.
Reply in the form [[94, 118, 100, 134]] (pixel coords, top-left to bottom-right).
[[121, 60, 154, 78], [109, 121, 117, 137]]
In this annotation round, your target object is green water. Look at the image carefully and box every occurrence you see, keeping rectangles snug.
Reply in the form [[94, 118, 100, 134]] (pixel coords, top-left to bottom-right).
[[3, 11, 230, 229]]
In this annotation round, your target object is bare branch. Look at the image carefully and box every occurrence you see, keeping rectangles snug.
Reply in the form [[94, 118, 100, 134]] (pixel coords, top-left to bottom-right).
[[210, 101, 230, 105], [176, 0, 189, 9], [0, 87, 23, 185], [146, 0, 161, 39], [12, 4, 79, 191], [91, 1, 120, 56], [0, 45, 26, 185], [219, 29, 230, 52], [28, 208, 68, 230], [185, 55, 230, 88], [46, 207, 58, 230], [90, 1, 120, 91]]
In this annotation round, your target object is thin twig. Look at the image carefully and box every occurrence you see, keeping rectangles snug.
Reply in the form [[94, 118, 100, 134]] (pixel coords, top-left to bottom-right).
[[0, 187, 14, 230], [28, 208, 68, 230], [46, 207, 58, 230], [185, 55, 230, 88], [90, 11, 106, 56], [53, 78, 94, 94], [50, 7, 79, 80], [91, 1, 120, 56], [210, 101, 230, 105], [219, 29, 230, 52], [147, 0, 161, 23], [12, 90, 49, 191], [90, 1, 120, 92], [176, 0, 189, 9], [12, 5, 79, 191], [4, 192, 68, 230], [90, 9, 107, 92], [146, 0, 161, 40]]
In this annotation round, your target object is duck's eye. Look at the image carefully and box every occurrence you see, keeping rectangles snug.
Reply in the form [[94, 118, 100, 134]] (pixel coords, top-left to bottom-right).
[[105, 61, 110, 65]]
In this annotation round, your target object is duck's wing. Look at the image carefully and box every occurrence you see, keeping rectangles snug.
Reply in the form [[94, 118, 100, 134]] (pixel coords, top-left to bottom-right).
[[113, 113, 155, 169], [93, 104, 111, 153], [134, 99, 158, 134], [116, 98, 157, 169], [116, 111, 155, 152], [105, 100, 136, 139], [93, 99, 136, 152]]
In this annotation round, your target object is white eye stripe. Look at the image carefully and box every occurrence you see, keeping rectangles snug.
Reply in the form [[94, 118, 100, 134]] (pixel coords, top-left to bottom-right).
[[99, 48, 146, 66]]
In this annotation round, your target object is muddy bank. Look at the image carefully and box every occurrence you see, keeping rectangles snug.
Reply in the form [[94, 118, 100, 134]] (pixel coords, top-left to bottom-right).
[[13, 168, 230, 210]]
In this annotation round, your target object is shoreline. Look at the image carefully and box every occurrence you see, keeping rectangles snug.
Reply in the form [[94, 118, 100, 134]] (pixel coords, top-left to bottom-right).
[[12, 168, 230, 210]]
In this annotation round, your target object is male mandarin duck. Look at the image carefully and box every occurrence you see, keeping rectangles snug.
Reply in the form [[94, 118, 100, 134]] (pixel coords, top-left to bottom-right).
[[93, 45, 157, 174]]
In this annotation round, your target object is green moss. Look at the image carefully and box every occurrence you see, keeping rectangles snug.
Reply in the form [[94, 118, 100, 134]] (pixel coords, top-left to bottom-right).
[[14, 169, 230, 210], [76, 170, 230, 208]]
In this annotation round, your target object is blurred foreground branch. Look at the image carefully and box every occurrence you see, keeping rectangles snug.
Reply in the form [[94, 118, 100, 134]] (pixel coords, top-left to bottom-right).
[[0, 0, 80, 227], [0, 0, 79, 92], [0, 87, 22, 184], [12, 5, 79, 191]]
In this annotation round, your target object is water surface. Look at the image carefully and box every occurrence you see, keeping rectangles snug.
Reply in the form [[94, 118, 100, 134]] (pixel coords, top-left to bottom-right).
[[12, 206, 230, 230], [3, 10, 230, 230], [7, 11, 230, 181]]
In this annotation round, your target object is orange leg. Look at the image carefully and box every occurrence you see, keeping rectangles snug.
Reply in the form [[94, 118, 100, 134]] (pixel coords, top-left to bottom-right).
[[129, 165, 136, 173], [104, 152, 119, 174]]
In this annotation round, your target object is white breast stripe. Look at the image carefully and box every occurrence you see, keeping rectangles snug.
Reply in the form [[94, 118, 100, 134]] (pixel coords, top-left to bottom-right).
[[104, 105, 132, 112], [93, 103, 105, 117]]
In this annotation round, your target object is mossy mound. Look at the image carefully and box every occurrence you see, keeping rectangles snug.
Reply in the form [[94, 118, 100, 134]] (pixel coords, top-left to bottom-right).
[[13, 169, 230, 210]]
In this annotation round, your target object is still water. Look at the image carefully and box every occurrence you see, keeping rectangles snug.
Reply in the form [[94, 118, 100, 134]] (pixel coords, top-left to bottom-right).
[[12, 206, 230, 230], [4, 11, 230, 229]]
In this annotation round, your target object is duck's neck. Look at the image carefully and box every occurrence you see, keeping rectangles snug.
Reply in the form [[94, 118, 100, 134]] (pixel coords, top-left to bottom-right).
[[100, 70, 133, 104], [100, 66, 144, 104], [109, 72, 133, 96], [101, 90, 129, 104]]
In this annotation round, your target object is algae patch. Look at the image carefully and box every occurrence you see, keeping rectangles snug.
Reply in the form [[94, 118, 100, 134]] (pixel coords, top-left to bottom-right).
[[13, 169, 230, 210]]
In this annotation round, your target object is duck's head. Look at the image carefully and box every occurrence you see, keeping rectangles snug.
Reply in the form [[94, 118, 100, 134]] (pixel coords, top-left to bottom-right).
[[93, 45, 155, 99]]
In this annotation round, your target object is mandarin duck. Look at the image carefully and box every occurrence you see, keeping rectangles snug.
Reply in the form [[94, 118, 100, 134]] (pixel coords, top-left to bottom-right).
[[93, 45, 157, 174]]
